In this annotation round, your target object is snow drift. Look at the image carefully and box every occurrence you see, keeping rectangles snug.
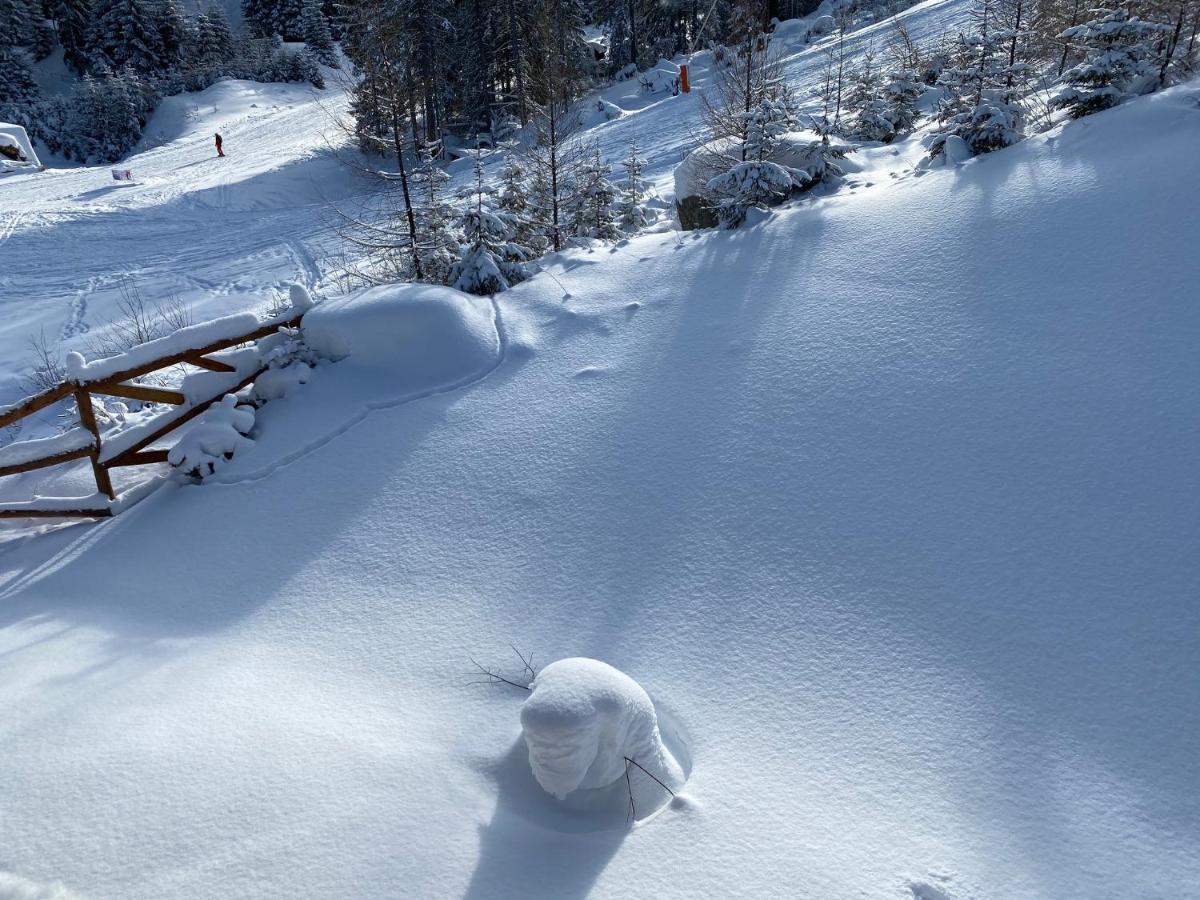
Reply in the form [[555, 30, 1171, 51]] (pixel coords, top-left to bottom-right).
[[302, 283, 500, 389]]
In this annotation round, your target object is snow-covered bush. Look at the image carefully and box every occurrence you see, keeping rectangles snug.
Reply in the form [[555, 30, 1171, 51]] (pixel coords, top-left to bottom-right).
[[929, 96, 1023, 159], [520, 658, 684, 802], [168, 395, 255, 479], [707, 160, 800, 227], [1050, 1, 1172, 118]]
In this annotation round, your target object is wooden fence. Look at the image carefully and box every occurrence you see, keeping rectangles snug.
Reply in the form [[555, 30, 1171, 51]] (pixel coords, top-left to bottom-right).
[[0, 311, 303, 519]]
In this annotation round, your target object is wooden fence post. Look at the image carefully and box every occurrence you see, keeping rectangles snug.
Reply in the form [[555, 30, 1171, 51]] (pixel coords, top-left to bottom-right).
[[74, 387, 115, 501]]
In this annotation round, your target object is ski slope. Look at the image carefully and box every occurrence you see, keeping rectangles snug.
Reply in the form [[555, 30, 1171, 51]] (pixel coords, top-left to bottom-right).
[[2, 1, 1199, 897]]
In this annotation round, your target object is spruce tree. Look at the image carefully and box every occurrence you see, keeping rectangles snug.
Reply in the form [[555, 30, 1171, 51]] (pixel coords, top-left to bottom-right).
[[617, 141, 650, 232], [51, 0, 94, 74], [1051, 1, 1172, 117], [300, 0, 337, 66], [412, 145, 462, 284], [90, 0, 166, 74], [449, 152, 532, 295], [569, 147, 622, 240]]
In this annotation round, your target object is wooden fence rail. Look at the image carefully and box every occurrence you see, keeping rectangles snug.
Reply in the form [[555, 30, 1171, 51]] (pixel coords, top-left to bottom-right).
[[0, 311, 303, 520]]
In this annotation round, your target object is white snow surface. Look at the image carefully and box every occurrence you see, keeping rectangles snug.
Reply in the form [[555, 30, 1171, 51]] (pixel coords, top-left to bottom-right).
[[0, 3, 1198, 897], [520, 657, 683, 800]]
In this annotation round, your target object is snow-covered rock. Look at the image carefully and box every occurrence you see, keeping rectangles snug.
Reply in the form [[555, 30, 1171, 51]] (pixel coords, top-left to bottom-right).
[[520, 658, 684, 801], [0, 123, 43, 173]]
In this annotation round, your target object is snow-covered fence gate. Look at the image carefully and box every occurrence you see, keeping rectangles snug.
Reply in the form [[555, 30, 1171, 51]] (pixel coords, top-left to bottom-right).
[[0, 310, 304, 519]]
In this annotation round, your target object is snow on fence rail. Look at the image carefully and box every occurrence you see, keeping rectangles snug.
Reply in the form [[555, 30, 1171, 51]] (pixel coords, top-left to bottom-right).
[[0, 309, 304, 520]]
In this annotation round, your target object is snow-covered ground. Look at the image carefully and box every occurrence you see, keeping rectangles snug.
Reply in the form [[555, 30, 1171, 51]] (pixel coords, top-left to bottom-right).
[[2, 0, 1199, 897]]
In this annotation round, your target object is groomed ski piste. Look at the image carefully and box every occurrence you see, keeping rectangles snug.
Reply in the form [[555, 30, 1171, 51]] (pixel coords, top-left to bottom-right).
[[1, 0, 1198, 897]]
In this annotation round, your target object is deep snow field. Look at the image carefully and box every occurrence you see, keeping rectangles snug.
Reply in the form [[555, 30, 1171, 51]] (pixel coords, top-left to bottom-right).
[[2, 1, 1199, 897]]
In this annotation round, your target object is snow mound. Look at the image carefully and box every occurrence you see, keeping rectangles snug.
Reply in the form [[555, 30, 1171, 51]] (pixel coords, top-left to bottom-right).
[[0, 871, 80, 900], [520, 658, 684, 803], [302, 284, 500, 389], [0, 123, 43, 173], [168, 394, 255, 479]]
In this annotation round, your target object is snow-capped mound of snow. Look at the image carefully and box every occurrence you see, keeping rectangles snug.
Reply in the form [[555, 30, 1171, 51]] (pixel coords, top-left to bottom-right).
[[302, 283, 500, 390], [168, 394, 255, 479], [520, 658, 684, 802], [0, 123, 43, 173]]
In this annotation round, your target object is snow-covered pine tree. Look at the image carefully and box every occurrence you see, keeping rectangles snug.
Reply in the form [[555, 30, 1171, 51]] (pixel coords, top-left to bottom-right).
[[0, 0, 35, 48], [49, 0, 94, 74], [929, 0, 1025, 159], [272, 0, 305, 40], [156, 0, 188, 69], [569, 146, 622, 240], [496, 149, 547, 251], [1050, 0, 1172, 117], [300, 0, 337, 67], [412, 144, 462, 284], [449, 151, 532, 295], [617, 140, 650, 231], [0, 46, 41, 111], [191, 6, 236, 70], [242, 0, 274, 37], [90, 0, 166, 74]]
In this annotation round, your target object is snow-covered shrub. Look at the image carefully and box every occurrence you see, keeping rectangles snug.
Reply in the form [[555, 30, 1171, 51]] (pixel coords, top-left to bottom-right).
[[1050, 1, 1172, 118], [520, 658, 684, 802], [928, 97, 1023, 159], [707, 160, 800, 227], [168, 395, 255, 479]]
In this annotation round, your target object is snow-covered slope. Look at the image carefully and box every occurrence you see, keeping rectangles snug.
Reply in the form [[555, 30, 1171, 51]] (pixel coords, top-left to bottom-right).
[[0, 78, 353, 405], [1, 41, 1198, 897]]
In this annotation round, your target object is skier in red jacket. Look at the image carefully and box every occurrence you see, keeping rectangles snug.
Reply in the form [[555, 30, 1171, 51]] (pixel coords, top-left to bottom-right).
[[215, 133, 224, 157]]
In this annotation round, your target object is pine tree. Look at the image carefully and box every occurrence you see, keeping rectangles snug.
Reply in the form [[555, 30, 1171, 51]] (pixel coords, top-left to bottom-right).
[[929, 0, 1025, 159], [0, 46, 41, 109], [300, 0, 337, 66], [449, 152, 532, 295], [0, 0, 35, 48], [192, 6, 236, 69], [496, 148, 545, 250], [569, 147, 622, 240], [272, 0, 305, 40], [1050, 0, 1172, 116], [617, 141, 650, 231], [90, 0, 166, 74], [156, 0, 187, 69], [242, 0, 273, 37], [412, 145, 462, 284], [51, 0, 94, 74]]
